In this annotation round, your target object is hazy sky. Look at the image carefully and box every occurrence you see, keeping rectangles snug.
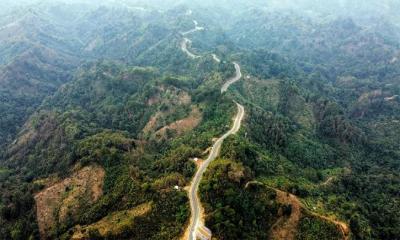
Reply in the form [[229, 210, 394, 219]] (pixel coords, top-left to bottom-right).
[[2, 0, 400, 23]]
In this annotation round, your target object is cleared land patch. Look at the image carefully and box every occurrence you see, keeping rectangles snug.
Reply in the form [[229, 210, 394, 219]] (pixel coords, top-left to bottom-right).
[[71, 202, 152, 239], [34, 165, 105, 238]]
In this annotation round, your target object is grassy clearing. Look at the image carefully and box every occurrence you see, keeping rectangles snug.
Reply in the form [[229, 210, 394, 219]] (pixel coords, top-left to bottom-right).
[[72, 202, 152, 238]]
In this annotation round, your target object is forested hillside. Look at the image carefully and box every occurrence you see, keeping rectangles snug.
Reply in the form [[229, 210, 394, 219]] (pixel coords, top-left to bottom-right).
[[0, 1, 399, 240]]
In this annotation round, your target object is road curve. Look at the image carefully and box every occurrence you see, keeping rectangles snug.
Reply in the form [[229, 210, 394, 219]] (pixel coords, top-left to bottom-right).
[[181, 20, 205, 36], [221, 62, 242, 93], [180, 18, 245, 240], [188, 102, 245, 240], [181, 38, 201, 59]]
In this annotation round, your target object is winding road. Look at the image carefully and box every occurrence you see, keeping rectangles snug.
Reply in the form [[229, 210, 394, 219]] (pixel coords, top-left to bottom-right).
[[188, 65, 244, 240], [221, 62, 242, 93], [188, 102, 245, 240], [181, 20, 205, 36], [180, 16, 244, 240], [180, 14, 349, 240], [181, 38, 201, 59], [180, 20, 204, 59]]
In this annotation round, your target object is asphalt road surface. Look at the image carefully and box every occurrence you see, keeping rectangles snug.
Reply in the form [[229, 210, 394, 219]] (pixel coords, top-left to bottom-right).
[[221, 62, 242, 93], [181, 38, 201, 59], [188, 102, 245, 240]]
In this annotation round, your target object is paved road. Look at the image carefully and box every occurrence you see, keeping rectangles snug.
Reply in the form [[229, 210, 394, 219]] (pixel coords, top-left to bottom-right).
[[181, 38, 201, 59], [180, 20, 204, 59], [221, 62, 242, 93], [181, 20, 205, 36], [188, 102, 245, 240], [180, 18, 244, 240], [188, 62, 244, 240], [212, 54, 221, 63]]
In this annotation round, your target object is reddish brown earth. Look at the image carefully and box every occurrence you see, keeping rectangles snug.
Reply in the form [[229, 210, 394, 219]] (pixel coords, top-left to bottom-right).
[[270, 190, 302, 240], [269, 188, 349, 240], [155, 107, 202, 140], [34, 165, 105, 239]]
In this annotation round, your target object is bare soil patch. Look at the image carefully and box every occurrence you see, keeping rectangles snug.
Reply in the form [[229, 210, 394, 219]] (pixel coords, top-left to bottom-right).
[[155, 107, 202, 140], [34, 165, 105, 238], [270, 189, 302, 240], [269, 188, 349, 240]]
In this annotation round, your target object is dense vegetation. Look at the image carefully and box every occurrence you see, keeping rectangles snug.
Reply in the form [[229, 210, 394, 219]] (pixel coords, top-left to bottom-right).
[[1, 1, 399, 239], [200, 158, 280, 239]]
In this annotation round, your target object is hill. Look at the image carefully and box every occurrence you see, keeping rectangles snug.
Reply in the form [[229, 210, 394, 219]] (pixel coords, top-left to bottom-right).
[[0, 1, 399, 240]]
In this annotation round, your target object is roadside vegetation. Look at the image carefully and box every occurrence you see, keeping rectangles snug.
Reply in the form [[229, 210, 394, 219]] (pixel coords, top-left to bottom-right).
[[0, 1, 399, 240]]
